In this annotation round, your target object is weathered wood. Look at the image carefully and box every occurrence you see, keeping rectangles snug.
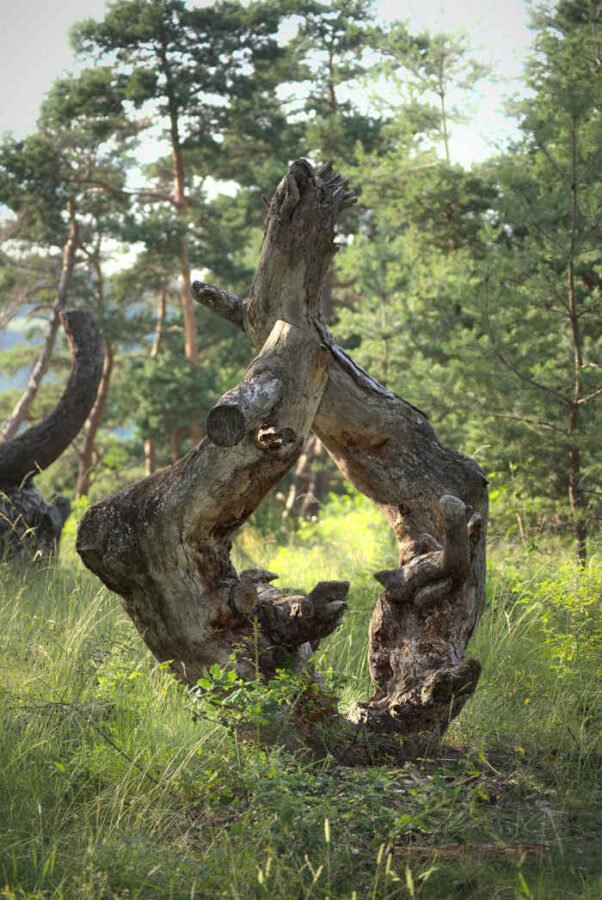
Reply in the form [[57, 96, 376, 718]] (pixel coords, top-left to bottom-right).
[[193, 159, 488, 740], [206, 369, 283, 448], [192, 282, 245, 329], [78, 158, 487, 755], [348, 495, 483, 736], [0, 484, 71, 560], [77, 319, 338, 685]]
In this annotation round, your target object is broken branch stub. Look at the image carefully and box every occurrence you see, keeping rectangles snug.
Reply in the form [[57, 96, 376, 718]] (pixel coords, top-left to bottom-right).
[[206, 373, 283, 447]]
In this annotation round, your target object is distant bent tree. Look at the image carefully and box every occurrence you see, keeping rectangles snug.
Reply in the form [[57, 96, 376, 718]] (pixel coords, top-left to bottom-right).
[[0, 311, 104, 558]]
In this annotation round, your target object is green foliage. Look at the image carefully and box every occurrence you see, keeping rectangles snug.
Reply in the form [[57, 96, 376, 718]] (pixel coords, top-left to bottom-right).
[[116, 348, 217, 439], [0, 133, 69, 240], [2, 3, 602, 894], [39, 67, 132, 145], [521, 562, 602, 680], [466, 0, 602, 552], [382, 28, 490, 163], [193, 661, 310, 731], [0, 343, 41, 376], [289, 0, 383, 164], [71, 0, 294, 174]]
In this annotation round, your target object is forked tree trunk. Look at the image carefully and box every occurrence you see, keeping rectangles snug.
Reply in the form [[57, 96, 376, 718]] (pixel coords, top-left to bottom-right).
[[78, 161, 488, 757]]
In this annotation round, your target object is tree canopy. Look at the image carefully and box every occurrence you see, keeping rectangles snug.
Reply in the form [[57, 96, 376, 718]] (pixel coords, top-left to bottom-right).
[[0, 0, 600, 562]]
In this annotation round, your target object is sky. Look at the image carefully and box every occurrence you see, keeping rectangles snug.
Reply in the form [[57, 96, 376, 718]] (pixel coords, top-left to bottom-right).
[[0, 0, 534, 167]]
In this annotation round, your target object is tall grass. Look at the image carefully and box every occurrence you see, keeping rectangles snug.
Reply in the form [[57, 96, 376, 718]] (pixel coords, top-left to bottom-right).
[[1, 497, 600, 897]]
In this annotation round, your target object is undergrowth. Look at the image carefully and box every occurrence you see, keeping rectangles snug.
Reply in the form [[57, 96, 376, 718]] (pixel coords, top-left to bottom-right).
[[0, 495, 600, 898]]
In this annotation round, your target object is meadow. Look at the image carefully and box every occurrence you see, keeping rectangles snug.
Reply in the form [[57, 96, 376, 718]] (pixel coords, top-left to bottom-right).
[[1, 493, 601, 899]]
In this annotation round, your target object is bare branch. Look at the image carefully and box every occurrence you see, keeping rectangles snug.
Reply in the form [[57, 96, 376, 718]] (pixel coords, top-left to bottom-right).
[[577, 386, 602, 404], [191, 281, 246, 330]]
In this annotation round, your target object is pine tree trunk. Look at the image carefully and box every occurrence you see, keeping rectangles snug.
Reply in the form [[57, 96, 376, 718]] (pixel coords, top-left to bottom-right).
[[78, 161, 488, 755], [144, 439, 156, 478], [171, 426, 184, 463], [1, 205, 78, 442], [567, 116, 587, 566], [283, 435, 328, 520], [76, 342, 114, 498], [167, 88, 201, 443], [144, 287, 168, 477]]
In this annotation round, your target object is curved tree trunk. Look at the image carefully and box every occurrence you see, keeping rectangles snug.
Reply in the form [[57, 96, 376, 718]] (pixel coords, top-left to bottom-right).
[[0, 310, 104, 557], [78, 161, 488, 755], [78, 319, 339, 685]]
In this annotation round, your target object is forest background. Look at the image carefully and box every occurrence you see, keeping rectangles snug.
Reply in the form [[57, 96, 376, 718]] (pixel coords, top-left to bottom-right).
[[0, 0, 600, 561], [0, 0, 601, 897]]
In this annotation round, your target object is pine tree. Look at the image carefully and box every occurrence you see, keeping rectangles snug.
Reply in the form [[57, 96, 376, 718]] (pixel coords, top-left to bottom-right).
[[475, 0, 601, 562], [0, 68, 131, 442], [72, 0, 291, 413]]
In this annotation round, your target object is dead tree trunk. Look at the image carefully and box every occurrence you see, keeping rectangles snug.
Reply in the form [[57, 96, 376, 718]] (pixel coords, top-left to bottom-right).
[[0, 310, 104, 557], [78, 161, 488, 753], [77, 320, 346, 684]]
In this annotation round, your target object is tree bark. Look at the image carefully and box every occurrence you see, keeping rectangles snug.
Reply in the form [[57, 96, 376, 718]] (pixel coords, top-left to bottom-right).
[[77, 319, 338, 685], [144, 440, 156, 478], [160, 44, 201, 445], [1, 203, 78, 442], [78, 160, 488, 754], [0, 311, 104, 484]]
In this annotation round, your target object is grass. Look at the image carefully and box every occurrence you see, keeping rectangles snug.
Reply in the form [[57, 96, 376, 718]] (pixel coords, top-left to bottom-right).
[[1, 496, 601, 898]]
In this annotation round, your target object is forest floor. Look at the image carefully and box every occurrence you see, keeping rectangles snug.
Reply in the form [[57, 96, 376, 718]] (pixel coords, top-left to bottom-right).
[[1, 493, 601, 899]]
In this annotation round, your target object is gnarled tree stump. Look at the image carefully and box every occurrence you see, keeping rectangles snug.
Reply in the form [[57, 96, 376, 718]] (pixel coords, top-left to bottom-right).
[[78, 161, 488, 757], [0, 309, 104, 558]]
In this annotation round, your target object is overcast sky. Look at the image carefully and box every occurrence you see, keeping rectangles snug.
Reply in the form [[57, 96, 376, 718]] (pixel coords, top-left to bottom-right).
[[0, 0, 534, 166]]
